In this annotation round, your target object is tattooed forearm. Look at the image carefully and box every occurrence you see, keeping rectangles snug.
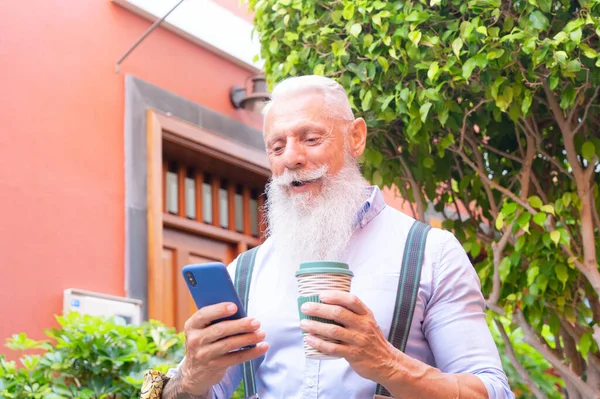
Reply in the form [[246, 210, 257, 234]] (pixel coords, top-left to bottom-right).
[[162, 370, 213, 399]]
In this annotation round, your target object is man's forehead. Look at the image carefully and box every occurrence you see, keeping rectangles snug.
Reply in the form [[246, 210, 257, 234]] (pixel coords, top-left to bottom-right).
[[264, 92, 330, 136]]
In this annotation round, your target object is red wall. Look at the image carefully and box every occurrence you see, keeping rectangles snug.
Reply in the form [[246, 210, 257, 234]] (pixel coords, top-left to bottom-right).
[[0, 0, 258, 350]]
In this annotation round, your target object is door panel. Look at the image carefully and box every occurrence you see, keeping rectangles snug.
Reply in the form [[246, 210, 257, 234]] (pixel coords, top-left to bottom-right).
[[160, 228, 236, 331], [155, 247, 176, 327]]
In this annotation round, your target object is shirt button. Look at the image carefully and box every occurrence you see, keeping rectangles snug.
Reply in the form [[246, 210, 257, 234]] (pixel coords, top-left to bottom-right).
[[305, 378, 314, 387]]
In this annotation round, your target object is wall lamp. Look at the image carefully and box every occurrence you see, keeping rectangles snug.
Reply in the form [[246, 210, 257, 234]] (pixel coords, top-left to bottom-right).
[[230, 75, 271, 113]]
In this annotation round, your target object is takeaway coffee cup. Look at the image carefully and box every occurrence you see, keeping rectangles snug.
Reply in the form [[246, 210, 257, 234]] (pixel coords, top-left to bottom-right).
[[296, 261, 354, 359]]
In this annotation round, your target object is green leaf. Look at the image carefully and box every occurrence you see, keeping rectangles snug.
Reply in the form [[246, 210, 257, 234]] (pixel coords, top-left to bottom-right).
[[560, 86, 577, 110], [439, 105, 449, 126], [555, 263, 568, 287], [580, 43, 598, 59], [486, 49, 504, 60], [471, 242, 481, 257], [522, 37, 536, 54], [372, 151, 384, 167], [491, 76, 507, 99], [499, 257, 511, 282], [431, 0, 442, 5], [522, 91, 533, 114], [502, 202, 518, 216], [428, 62, 439, 81], [527, 266, 539, 286], [564, 18, 584, 33], [528, 196, 543, 209], [537, 274, 549, 293], [516, 212, 532, 229], [560, 228, 571, 246], [553, 31, 569, 43], [423, 157, 435, 168], [452, 38, 463, 57], [540, 204, 555, 215], [563, 192, 572, 207], [313, 64, 325, 76], [554, 51, 568, 66], [332, 40, 346, 57], [269, 39, 279, 54], [515, 235, 526, 252], [381, 95, 394, 111], [420, 102, 433, 122], [582, 141, 596, 162], [538, 0, 551, 12], [566, 60, 581, 73], [378, 57, 389, 72], [451, 179, 459, 192], [372, 170, 383, 186], [343, 4, 355, 20], [285, 32, 299, 41], [362, 90, 373, 111], [331, 11, 343, 24], [373, 1, 387, 10], [363, 34, 374, 48], [408, 30, 422, 45], [406, 119, 422, 139], [503, 16, 514, 32], [529, 11, 549, 30], [495, 212, 504, 230], [550, 230, 561, 246], [533, 212, 547, 226], [570, 29, 582, 44], [549, 74, 559, 90], [580, 333, 593, 359], [495, 86, 513, 112], [349, 23, 362, 38], [462, 57, 478, 80], [406, 11, 430, 23]]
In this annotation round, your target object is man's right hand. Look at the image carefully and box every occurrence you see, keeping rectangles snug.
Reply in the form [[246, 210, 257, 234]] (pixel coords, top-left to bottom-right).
[[178, 302, 269, 396]]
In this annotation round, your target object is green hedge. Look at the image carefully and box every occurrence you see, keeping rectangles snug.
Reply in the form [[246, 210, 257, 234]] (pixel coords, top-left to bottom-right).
[[0, 313, 244, 399]]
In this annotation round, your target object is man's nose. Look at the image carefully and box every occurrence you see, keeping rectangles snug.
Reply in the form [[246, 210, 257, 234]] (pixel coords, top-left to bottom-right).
[[282, 141, 306, 170]]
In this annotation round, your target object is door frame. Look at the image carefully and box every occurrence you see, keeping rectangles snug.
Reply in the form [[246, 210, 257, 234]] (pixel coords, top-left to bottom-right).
[[124, 75, 269, 319], [146, 109, 270, 323]]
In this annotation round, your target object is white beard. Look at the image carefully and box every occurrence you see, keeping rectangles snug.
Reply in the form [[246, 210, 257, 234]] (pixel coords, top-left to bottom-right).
[[264, 156, 369, 266]]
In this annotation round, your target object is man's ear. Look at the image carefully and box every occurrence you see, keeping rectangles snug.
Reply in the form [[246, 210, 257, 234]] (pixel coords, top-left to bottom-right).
[[348, 117, 367, 157]]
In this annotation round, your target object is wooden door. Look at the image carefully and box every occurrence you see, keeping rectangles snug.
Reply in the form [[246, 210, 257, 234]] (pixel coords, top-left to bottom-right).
[[146, 112, 270, 331], [159, 228, 236, 331]]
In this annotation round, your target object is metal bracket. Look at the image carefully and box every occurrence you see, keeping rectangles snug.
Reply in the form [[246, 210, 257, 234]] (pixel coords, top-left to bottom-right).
[[115, 0, 186, 73]]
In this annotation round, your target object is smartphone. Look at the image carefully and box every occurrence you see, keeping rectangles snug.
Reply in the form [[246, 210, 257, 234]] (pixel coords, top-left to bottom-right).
[[182, 262, 248, 324]]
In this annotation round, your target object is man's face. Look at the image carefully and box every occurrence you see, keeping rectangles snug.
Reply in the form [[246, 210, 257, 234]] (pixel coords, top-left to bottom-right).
[[263, 91, 349, 197]]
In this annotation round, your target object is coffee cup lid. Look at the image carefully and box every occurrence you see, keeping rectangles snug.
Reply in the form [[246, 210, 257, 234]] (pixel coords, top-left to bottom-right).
[[295, 261, 354, 277]]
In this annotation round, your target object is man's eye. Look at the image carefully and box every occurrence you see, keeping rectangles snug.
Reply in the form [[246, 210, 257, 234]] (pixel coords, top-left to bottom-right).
[[307, 137, 319, 143], [273, 146, 284, 153]]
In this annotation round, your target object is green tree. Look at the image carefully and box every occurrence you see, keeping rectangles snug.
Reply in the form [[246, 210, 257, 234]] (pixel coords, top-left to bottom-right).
[[249, 0, 600, 397]]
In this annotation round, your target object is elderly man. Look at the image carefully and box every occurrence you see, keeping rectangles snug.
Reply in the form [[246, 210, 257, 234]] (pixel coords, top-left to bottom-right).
[[145, 75, 513, 399]]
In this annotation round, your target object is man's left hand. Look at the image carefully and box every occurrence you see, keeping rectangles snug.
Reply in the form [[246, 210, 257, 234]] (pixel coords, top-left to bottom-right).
[[299, 290, 402, 384]]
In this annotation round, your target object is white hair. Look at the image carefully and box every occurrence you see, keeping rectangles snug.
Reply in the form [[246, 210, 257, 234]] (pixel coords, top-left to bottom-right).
[[263, 75, 355, 122]]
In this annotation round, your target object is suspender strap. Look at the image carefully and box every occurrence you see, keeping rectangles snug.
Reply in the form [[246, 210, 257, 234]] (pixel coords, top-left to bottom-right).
[[234, 246, 260, 399], [375, 221, 431, 397]]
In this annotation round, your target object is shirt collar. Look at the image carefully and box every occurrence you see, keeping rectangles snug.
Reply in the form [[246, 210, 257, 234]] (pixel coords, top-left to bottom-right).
[[355, 186, 386, 229]]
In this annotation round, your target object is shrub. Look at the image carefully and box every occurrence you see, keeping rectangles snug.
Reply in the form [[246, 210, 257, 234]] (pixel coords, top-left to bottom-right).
[[0, 312, 184, 398], [0, 313, 245, 399]]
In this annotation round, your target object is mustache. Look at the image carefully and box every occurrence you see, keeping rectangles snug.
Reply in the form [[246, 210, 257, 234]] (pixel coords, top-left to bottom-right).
[[270, 165, 328, 187]]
